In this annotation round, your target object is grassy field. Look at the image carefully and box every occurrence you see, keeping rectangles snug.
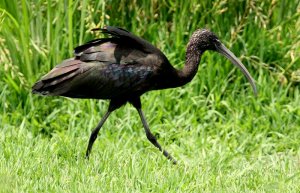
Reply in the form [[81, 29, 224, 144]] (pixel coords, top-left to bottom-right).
[[1, 0, 300, 192]]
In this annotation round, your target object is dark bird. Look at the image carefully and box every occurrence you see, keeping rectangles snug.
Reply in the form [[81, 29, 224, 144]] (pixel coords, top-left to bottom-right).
[[32, 26, 257, 164]]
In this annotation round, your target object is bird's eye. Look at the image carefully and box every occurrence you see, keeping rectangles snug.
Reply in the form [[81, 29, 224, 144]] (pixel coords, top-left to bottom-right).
[[214, 38, 220, 43], [213, 38, 221, 46]]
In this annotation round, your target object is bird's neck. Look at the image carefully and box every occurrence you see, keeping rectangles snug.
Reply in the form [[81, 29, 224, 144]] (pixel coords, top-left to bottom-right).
[[174, 42, 203, 86]]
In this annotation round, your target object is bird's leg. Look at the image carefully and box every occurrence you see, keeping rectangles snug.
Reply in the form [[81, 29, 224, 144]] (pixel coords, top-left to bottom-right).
[[137, 109, 177, 164], [86, 100, 124, 158], [130, 98, 177, 164], [85, 111, 111, 158]]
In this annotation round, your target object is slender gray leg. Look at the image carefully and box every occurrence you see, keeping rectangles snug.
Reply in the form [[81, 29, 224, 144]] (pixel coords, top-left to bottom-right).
[[136, 108, 177, 165], [86, 99, 125, 158], [85, 111, 111, 158]]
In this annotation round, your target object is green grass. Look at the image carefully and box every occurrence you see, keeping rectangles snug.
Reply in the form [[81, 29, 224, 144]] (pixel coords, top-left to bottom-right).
[[1, 0, 300, 192]]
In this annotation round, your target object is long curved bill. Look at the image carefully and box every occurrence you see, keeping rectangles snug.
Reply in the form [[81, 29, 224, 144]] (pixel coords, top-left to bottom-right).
[[215, 43, 257, 96]]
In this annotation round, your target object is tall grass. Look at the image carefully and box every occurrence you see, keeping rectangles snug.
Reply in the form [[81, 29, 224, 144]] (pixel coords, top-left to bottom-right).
[[0, 0, 300, 192]]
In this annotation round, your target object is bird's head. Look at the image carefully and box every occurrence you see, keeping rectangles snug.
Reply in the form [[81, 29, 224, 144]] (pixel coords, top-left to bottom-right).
[[190, 29, 257, 96], [190, 29, 221, 51]]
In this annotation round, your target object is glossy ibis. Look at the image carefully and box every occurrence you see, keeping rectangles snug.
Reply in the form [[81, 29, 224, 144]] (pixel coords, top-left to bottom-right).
[[32, 26, 257, 164]]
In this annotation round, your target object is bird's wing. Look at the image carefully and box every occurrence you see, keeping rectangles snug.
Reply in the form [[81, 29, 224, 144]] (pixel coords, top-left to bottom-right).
[[32, 59, 95, 95], [87, 26, 161, 54], [32, 26, 166, 98], [74, 26, 165, 64]]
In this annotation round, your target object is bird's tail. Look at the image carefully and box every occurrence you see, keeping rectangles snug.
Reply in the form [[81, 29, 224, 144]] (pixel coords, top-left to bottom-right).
[[32, 58, 82, 96]]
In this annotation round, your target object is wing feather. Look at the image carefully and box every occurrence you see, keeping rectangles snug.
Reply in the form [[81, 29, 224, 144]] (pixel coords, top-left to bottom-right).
[[32, 26, 168, 99], [41, 58, 81, 80], [32, 59, 93, 95]]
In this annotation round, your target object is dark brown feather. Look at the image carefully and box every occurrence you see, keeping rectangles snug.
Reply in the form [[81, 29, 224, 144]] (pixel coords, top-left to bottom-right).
[[32, 26, 170, 99]]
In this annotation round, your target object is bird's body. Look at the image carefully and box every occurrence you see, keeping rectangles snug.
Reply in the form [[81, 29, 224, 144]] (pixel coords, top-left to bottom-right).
[[32, 26, 257, 164], [33, 27, 177, 100]]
